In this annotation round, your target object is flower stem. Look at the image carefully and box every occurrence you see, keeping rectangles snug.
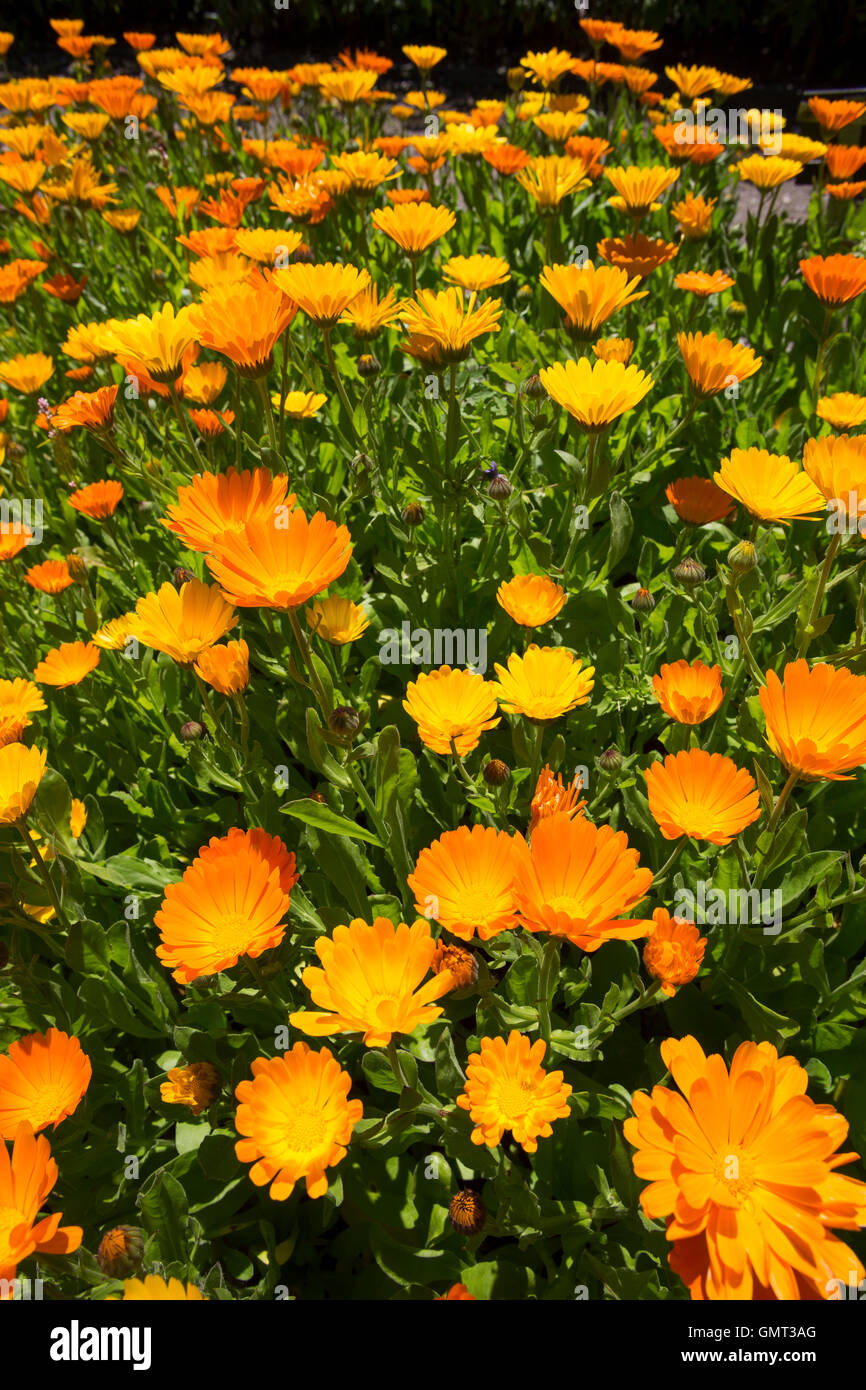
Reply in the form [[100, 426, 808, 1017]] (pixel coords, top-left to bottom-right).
[[16, 818, 68, 930]]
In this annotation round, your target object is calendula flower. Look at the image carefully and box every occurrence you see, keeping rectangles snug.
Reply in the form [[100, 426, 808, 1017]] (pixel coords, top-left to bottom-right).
[[652, 660, 725, 724], [642, 910, 706, 997], [605, 164, 679, 217], [0, 1124, 82, 1284], [666, 475, 736, 524], [457, 1032, 571, 1153], [403, 666, 500, 755], [41, 272, 87, 304], [816, 394, 866, 431], [808, 96, 866, 135], [194, 638, 250, 695], [69, 798, 86, 838], [519, 48, 575, 88], [645, 748, 761, 845], [400, 287, 502, 363], [338, 285, 408, 338], [593, 336, 633, 364], [271, 260, 370, 327], [0, 680, 46, 749], [438, 1283, 476, 1300], [91, 613, 137, 651], [496, 574, 567, 627], [33, 641, 100, 688], [674, 270, 735, 297], [318, 67, 378, 104], [671, 192, 716, 240], [802, 433, 866, 517], [799, 253, 866, 310], [678, 331, 762, 398], [275, 390, 328, 418], [625, 1035, 866, 1300], [492, 645, 594, 721], [109, 302, 198, 384], [118, 1275, 206, 1301], [408, 824, 519, 941], [66, 480, 123, 519], [736, 153, 803, 189], [162, 466, 294, 554], [181, 361, 228, 405], [540, 261, 647, 339], [529, 765, 587, 831], [328, 149, 398, 193], [0, 352, 53, 394], [306, 595, 369, 644], [52, 385, 118, 433], [206, 507, 352, 610], [825, 144, 866, 180], [0, 1029, 91, 1139], [188, 272, 297, 376], [235, 1043, 363, 1201], [160, 1062, 221, 1116], [0, 524, 32, 563], [511, 812, 653, 949], [156, 835, 293, 983], [129, 579, 237, 664], [25, 560, 73, 594], [483, 143, 532, 175], [597, 233, 679, 278], [714, 447, 825, 524], [442, 254, 510, 291], [759, 660, 866, 780], [289, 917, 453, 1046], [403, 44, 447, 72], [612, 26, 662, 61], [97, 1226, 144, 1280], [540, 356, 653, 430], [515, 155, 589, 209]]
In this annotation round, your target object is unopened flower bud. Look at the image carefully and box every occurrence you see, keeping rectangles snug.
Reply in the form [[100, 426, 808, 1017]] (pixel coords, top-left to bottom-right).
[[432, 941, 479, 992], [483, 758, 510, 786], [401, 502, 424, 527], [521, 372, 546, 400], [448, 1188, 487, 1235], [632, 587, 655, 613], [728, 539, 757, 574], [488, 474, 512, 501], [97, 1226, 144, 1279], [507, 67, 526, 92], [180, 720, 205, 742], [329, 705, 360, 738], [673, 556, 706, 587], [598, 747, 623, 773], [66, 553, 88, 584], [351, 451, 372, 474], [357, 353, 380, 379]]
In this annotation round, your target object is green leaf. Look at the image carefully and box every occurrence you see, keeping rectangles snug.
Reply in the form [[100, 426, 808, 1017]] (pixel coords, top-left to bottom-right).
[[280, 797, 382, 845]]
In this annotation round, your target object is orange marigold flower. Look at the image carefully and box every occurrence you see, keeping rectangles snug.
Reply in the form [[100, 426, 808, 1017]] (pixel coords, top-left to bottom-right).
[[456, 1031, 572, 1152], [597, 232, 679, 278], [642, 909, 706, 996], [52, 385, 118, 432], [808, 96, 866, 135], [800, 253, 866, 310], [431, 942, 478, 991], [671, 192, 716, 240], [129, 578, 237, 664], [305, 595, 368, 644], [540, 260, 647, 339], [593, 335, 633, 364], [206, 506, 352, 610], [447, 1188, 486, 1233], [289, 917, 453, 1046], [529, 764, 587, 831], [645, 748, 761, 845], [824, 144, 866, 180], [33, 641, 100, 688], [624, 1035, 866, 1300], [678, 330, 762, 398], [188, 271, 298, 376], [194, 638, 250, 695], [0, 742, 47, 822], [674, 270, 735, 297], [162, 465, 294, 554], [69, 798, 86, 838], [0, 524, 32, 562], [271, 260, 370, 327], [0, 1029, 91, 1138], [666, 475, 736, 524], [438, 1282, 476, 1300], [160, 1062, 221, 1116], [408, 824, 519, 941], [25, 559, 73, 594], [198, 825, 299, 897], [403, 666, 500, 755], [714, 447, 825, 524], [234, 1043, 363, 1200], [483, 143, 531, 175], [0, 680, 46, 749], [496, 573, 566, 626], [66, 479, 123, 519], [0, 1123, 82, 1284], [41, 272, 87, 303], [802, 431, 866, 514], [759, 660, 866, 780], [97, 1225, 144, 1279], [652, 659, 725, 724]]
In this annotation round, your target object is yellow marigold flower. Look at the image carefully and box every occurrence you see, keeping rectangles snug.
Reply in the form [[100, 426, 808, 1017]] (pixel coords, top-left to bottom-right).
[[671, 192, 716, 240], [129, 578, 237, 664], [736, 153, 803, 188], [533, 109, 587, 141], [0, 679, 46, 749], [674, 270, 735, 297], [442, 254, 510, 291], [642, 909, 706, 997], [272, 260, 370, 326], [306, 595, 369, 644], [400, 287, 501, 363], [329, 149, 398, 192], [0, 1028, 91, 1138], [0, 742, 47, 823], [402, 44, 447, 72], [33, 641, 100, 688], [496, 573, 566, 626], [678, 330, 762, 398], [181, 361, 228, 405], [234, 1042, 362, 1201], [652, 659, 724, 724], [516, 154, 589, 208], [318, 67, 378, 104], [338, 284, 408, 338], [492, 646, 593, 722], [625, 1034, 866, 1300], [233, 226, 302, 264], [593, 336, 634, 363], [274, 390, 328, 417], [767, 133, 827, 163], [0, 352, 53, 394], [408, 824, 519, 941], [91, 613, 137, 651], [816, 394, 866, 431], [289, 917, 453, 1046], [206, 507, 352, 610], [760, 660, 866, 781], [519, 48, 575, 89], [188, 271, 298, 376], [457, 1031, 572, 1153], [664, 64, 720, 99], [370, 201, 455, 256], [403, 666, 500, 755], [714, 446, 825, 523], [540, 260, 647, 339], [102, 208, 141, 234], [529, 764, 587, 831], [160, 1061, 221, 1116], [109, 303, 198, 384], [645, 748, 761, 845], [194, 638, 250, 695], [803, 432, 866, 517], [119, 1275, 206, 1300], [540, 356, 653, 430], [605, 163, 679, 217], [69, 798, 86, 839], [800, 253, 866, 310]]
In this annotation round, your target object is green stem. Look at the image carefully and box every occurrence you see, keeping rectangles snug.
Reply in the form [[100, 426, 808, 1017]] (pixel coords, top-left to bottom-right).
[[796, 531, 841, 660], [16, 818, 68, 930]]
